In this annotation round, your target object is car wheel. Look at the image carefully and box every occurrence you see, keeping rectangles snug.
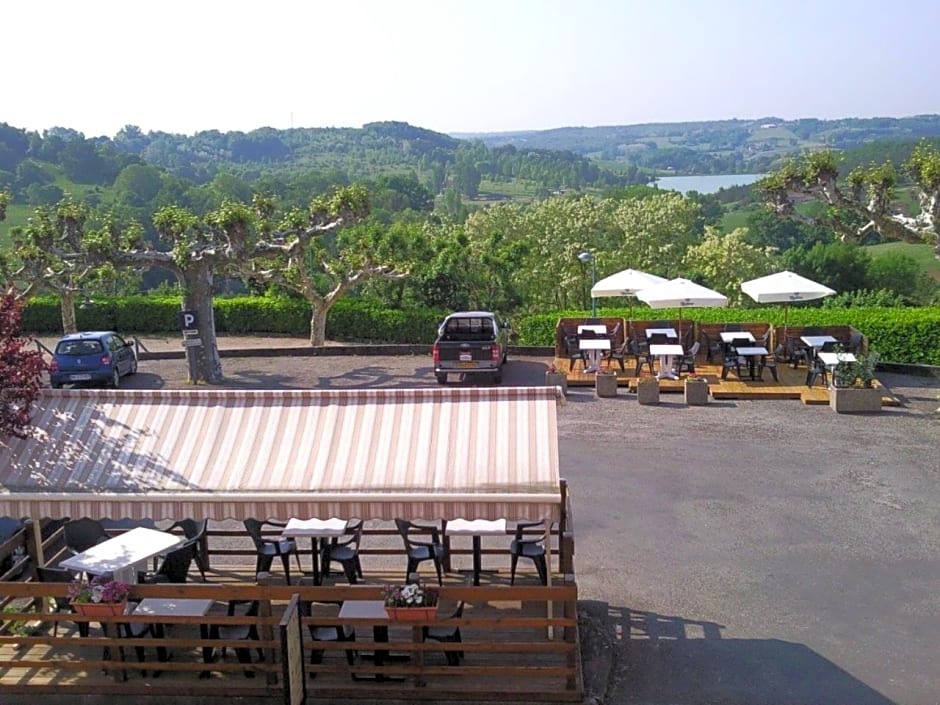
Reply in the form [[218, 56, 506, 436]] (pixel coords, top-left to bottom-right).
[[111, 368, 121, 389], [436, 374, 448, 385]]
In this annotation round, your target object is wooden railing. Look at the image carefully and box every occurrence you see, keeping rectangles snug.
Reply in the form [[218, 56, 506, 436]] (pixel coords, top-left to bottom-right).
[[0, 580, 581, 701]]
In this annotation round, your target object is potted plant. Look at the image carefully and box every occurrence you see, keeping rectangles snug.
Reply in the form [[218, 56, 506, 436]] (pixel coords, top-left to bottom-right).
[[830, 351, 882, 413], [67, 576, 130, 617], [683, 372, 708, 405], [545, 363, 568, 396], [636, 377, 659, 405], [383, 580, 439, 621], [595, 368, 618, 398]]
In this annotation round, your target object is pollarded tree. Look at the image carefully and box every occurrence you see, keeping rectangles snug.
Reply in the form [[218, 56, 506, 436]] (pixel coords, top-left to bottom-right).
[[760, 142, 940, 261], [0, 291, 49, 439], [114, 186, 371, 380], [247, 188, 413, 346], [3, 197, 139, 330]]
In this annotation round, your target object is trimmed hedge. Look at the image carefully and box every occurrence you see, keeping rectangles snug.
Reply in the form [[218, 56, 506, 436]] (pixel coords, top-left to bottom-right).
[[19, 296, 940, 365]]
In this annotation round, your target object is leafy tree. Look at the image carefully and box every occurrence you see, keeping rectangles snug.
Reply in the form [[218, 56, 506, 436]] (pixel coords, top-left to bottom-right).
[[8, 198, 141, 331], [682, 226, 777, 305], [246, 189, 410, 345], [866, 251, 938, 304], [0, 288, 49, 439], [781, 241, 872, 294], [760, 142, 940, 261]]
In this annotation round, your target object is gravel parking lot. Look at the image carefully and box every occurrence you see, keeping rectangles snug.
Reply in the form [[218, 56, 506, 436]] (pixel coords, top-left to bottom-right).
[[49, 340, 940, 704]]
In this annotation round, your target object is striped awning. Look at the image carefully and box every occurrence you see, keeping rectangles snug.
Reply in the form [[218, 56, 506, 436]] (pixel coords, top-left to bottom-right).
[[0, 387, 563, 522]]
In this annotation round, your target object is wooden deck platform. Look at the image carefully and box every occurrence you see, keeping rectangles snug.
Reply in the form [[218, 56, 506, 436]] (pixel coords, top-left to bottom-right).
[[554, 356, 898, 406]]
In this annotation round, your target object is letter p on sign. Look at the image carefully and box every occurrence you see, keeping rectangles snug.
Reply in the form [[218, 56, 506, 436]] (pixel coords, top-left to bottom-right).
[[179, 310, 199, 331]]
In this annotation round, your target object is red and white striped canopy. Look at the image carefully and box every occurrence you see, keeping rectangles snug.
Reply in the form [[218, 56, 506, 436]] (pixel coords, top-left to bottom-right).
[[0, 387, 563, 522]]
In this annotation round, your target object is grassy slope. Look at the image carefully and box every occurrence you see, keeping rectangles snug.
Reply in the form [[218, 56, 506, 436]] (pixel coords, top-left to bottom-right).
[[867, 241, 940, 281]]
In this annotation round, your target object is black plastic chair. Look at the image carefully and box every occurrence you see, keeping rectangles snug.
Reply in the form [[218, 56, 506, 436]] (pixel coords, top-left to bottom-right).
[[629, 340, 654, 377], [394, 519, 446, 585], [509, 521, 548, 586], [602, 339, 628, 371], [243, 519, 301, 586], [300, 597, 357, 673], [167, 519, 209, 580], [321, 519, 363, 584], [806, 354, 829, 388], [64, 518, 109, 555], [701, 331, 723, 364], [140, 538, 198, 583], [675, 341, 700, 376], [36, 566, 89, 637], [422, 601, 465, 666], [210, 600, 263, 677], [564, 334, 586, 372]]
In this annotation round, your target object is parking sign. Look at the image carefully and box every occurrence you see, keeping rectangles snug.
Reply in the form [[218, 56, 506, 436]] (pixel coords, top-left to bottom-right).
[[179, 310, 199, 331]]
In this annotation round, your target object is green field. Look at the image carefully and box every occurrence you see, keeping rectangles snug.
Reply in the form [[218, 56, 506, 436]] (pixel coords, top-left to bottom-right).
[[867, 241, 940, 281]]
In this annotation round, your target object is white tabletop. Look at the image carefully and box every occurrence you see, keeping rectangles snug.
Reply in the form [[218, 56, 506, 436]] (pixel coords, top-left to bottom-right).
[[282, 517, 347, 538], [818, 351, 857, 366], [801, 335, 836, 348], [61, 527, 183, 578], [338, 599, 388, 620], [720, 331, 755, 343], [735, 346, 769, 356], [577, 325, 607, 335], [649, 344, 684, 356], [445, 519, 507, 537], [133, 597, 215, 618], [646, 328, 677, 339], [578, 339, 611, 351]]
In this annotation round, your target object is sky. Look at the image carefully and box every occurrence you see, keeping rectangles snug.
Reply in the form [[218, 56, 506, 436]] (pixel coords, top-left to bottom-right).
[[5, 0, 940, 138]]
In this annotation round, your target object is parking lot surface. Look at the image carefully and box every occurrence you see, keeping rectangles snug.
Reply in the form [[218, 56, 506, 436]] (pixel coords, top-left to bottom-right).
[[52, 340, 940, 704]]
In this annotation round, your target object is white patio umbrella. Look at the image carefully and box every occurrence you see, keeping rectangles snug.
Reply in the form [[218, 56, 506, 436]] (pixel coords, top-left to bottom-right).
[[740, 271, 836, 337], [591, 268, 669, 320], [635, 277, 729, 343]]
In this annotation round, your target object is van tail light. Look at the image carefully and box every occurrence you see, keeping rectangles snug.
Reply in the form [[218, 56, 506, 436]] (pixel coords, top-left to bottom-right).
[[491, 345, 500, 363], [100, 355, 112, 365], [432, 343, 440, 364]]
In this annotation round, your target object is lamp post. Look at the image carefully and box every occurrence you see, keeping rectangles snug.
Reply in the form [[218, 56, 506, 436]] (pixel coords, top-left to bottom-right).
[[578, 251, 596, 317]]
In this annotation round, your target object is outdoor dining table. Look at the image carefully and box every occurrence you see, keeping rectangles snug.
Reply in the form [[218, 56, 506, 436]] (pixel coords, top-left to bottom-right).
[[649, 344, 684, 380], [444, 518, 507, 586], [719, 331, 755, 343], [733, 346, 769, 380], [817, 350, 857, 379], [281, 518, 347, 585], [131, 597, 216, 672], [578, 325, 609, 372], [338, 600, 416, 682], [645, 328, 677, 339], [60, 527, 183, 584], [801, 335, 837, 349]]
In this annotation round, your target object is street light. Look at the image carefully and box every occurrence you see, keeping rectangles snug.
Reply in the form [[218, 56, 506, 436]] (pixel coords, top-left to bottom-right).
[[577, 251, 596, 317]]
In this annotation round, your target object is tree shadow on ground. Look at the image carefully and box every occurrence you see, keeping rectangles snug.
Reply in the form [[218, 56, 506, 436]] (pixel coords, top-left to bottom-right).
[[580, 601, 895, 705]]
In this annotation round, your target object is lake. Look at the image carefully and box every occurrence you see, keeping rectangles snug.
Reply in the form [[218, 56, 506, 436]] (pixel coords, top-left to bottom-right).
[[653, 173, 765, 194]]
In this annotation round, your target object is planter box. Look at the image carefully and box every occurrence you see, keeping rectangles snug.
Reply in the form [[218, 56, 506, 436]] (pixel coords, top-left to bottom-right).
[[73, 601, 128, 618], [545, 372, 568, 396], [830, 386, 882, 413], [684, 379, 709, 405], [595, 373, 618, 398], [637, 378, 659, 405], [385, 606, 439, 621]]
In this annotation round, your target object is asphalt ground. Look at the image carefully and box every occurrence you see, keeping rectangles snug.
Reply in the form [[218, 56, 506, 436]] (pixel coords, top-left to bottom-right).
[[38, 337, 940, 705]]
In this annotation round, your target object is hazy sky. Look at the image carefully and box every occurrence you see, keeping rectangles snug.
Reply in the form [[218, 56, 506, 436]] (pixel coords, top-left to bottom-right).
[[5, 0, 939, 137]]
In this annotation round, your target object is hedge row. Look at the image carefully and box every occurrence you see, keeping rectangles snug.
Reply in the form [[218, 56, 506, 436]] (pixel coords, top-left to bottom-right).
[[20, 296, 940, 365]]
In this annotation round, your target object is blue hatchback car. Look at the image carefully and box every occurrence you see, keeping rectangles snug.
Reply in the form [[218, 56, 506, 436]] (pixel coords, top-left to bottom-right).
[[50, 331, 137, 388]]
